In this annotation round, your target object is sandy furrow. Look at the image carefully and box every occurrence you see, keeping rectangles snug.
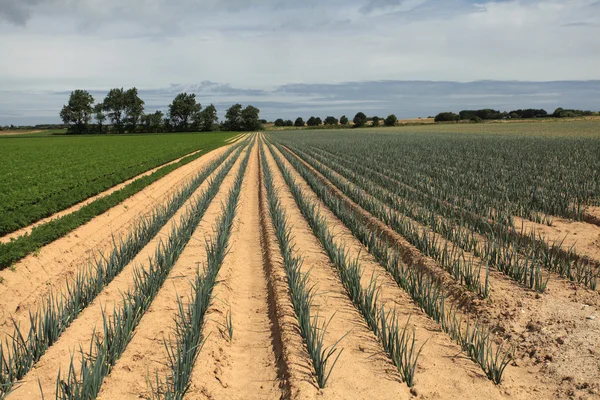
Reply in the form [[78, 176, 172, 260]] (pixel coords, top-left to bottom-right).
[[185, 140, 283, 399], [263, 139, 412, 399], [268, 142, 554, 399], [5, 147, 249, 400], [0, 149, 207, 244], [0, 144, 235, 331], [226, 133, 248, 143], [274, 143, 600, 399], [258, 145, 316, 399], [95, 146, 250, 400]]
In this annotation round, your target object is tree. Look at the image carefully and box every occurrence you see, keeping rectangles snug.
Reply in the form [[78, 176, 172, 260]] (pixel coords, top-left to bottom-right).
[[124, 88, 144, 133], [384, 114, 397, 127], [353, 112, 368, 127], [315, 117, 322, 126], [371, 116, 380, 127], [284, 120, 294, 127], [103, 88, 127, 133], [241, 105, 262, 131], [306, 116, 318, 126], [141, 111, 164, 133], [199, 104, 218, 131], [434, 112, 460, 122], [223, 103, 243, 131], [169, 93, 201, 131], [294, 117, 305, 127], [324, 116, 338, 125], [274, 118, 285, 127], [60, 90, 95, 134], [340, 115, 349, 125], [93, 103, 106, 133]]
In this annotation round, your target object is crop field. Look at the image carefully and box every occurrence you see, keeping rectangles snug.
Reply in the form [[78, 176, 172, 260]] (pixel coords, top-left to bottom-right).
[[0, 123, 600, 399], [0, 132, 236, 236]]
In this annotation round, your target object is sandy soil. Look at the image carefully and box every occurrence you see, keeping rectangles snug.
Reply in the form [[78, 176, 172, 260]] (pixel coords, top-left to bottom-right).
[[0, 130, 42, 136], [0, 144, 235, 339], [276, 141, 600, 399], [0, 148, 206, 244]]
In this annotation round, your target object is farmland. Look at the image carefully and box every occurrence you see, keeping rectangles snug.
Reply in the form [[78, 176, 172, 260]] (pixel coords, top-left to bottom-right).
[[0, 132, 236, 236], [0, 123, 600, 399]]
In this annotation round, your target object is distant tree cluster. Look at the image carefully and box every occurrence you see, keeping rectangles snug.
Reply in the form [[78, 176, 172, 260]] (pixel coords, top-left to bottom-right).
[[275, 113, 398, 128], [60, 89, 262, 134], [435, 107, 596, 123]]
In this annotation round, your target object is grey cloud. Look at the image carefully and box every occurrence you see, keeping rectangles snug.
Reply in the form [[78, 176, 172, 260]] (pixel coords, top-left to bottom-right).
[[0, 0, 49, 24]]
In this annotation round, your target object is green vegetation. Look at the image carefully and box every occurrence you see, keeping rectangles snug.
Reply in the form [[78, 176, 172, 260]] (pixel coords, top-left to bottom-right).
[[0, 132, 236, 269]]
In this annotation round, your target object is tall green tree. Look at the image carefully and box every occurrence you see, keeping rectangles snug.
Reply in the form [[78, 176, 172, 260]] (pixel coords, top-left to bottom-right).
[[371, 116, 380, 127], [60, 90, 95, 134], [93, 103, 106, 133], [340, 115, 349, 125], [241, 105, 262, 131], [384, 114, 397, 127], [353, 112, 367, 127], [124, 87, 144, 132], [294, 117, 305, 127], [199, 104, 219, 131], [223, 103, 243, 131], [306, 116, 317, 126], [274, 118, 285, 127], [103, 88, 127, 133], [142, 111, 164, 133], [169, 93, 201, 131], [324, 116, 338, 125]]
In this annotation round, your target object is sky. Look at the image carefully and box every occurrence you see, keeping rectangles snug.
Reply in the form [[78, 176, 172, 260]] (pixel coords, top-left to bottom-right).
[[0, 0, 599, 124]]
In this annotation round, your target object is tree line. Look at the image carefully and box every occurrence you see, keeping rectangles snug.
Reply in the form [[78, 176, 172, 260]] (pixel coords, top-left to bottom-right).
[[274, 112, 398, 128], [59, 88, 263, 134], [434, 108, 598, 122]]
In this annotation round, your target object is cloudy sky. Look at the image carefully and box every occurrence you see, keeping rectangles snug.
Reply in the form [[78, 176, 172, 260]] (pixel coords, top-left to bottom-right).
[[1, 0, 599, 124]]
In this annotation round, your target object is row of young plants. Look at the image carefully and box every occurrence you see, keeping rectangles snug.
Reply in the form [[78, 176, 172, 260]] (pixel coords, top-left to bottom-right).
[[0, 141, 248, 399], [0, 139, 238, 270], [264, 140, 424, 387], [289, 143, 598, 290], [298, 132, 599, 222], [259, 142, 342, 388], [52, 140, 253, 399], [264, 139, 512, 384], [150, 137, 253, 399], [272, 141, 491, 296]]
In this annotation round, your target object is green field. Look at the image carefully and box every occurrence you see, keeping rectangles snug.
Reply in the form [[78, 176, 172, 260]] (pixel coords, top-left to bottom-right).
[[0, 132, 236, 235]]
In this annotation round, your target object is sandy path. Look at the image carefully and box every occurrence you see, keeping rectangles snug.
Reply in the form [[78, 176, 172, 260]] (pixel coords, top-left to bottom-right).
[[226, 133, 248, 143], [0, 144, 234, 334], [96, 147, 250, 400], [186, 140, 283, 399], [267, 142, 554, 399], [5, 146, 249, 400], [0, 148, 206, 244], [276, 143, 600, 399]]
